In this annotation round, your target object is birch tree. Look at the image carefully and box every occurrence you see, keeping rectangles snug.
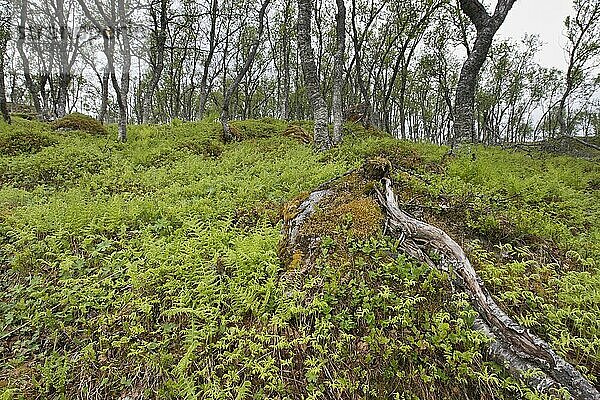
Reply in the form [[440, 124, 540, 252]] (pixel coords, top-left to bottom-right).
[[298, 0, 330, 150], [453, 0, 517, 144], [77, 0, 132, 141], [220, 0, 270, 142], [332, 0, 345, 144], [0, 0, 10, 123]]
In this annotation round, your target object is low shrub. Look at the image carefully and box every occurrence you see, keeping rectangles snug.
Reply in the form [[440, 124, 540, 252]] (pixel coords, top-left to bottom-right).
[[51, 113, 107, 136], [176, 137, 224, 158], [0, 127, 57, 155], [0, 142, 109, 189], [230, 118, 287, 139]]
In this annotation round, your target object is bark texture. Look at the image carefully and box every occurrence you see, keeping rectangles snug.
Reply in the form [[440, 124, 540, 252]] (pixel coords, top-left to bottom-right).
[[332, 0, 346, 145], [0, 29, 10, 123], [297, 0, 330, 151], [453, 0, 517, 144]]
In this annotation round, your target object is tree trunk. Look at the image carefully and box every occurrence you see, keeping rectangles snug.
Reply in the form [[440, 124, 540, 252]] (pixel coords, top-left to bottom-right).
[[280, 0, 292, 121], [98, 68, 109, 123], [198, 0, 218, 119], [221, 0, 270, 142], [453, 0, 517, 145], [0, 29, 10, 124], [56, 74, 68, 118], [16, 0, 43, 119], [298, 0, 330, 150], [145, 0, 168, 123], [116, 0, 131, 141], [55, 0, 70, 119], [332, 0, 345, 145]]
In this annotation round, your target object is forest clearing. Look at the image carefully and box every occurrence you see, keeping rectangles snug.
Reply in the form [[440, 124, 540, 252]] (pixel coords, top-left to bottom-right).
[[1, 0, 600, 398]]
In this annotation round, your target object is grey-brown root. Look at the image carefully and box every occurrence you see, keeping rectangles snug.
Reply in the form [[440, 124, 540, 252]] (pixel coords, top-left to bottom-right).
[[375, 178, 599, 400]]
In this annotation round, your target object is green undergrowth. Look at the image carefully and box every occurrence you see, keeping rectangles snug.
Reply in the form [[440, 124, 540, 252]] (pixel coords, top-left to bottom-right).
[[50, 113, 108, 136], [0, 118, 598, 399]]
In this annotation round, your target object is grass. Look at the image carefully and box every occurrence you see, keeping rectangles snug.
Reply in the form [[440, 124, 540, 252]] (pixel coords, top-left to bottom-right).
[[0, 117, 598, 399]]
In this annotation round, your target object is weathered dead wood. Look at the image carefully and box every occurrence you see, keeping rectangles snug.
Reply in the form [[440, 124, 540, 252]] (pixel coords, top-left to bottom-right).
[[375, 178, 599, 400], [504, 136, 600, 154], [572, 137, 600, 152], [283, 125, 312, 144], [280, 165, 599, 399]]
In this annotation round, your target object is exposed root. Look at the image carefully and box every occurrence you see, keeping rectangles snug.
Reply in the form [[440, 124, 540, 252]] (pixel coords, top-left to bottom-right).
[[375, 178, 599, 400], [283, 125, 313, 144], [279, 164, 600, 400]]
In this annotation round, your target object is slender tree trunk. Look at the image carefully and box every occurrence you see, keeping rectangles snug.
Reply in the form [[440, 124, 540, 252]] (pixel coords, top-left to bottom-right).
[[120, 12, 131, 140], [332, 0, 345, 145], [298, 0, 330, 150], [221, 0, 270, 142], [99, 68, 109, 123], [56, 0, 69, 118], [454, 28, 495, 143], [198, 0, 218, 119], [0, 29, 10, 123], [16, 0, 43, 119], [349, 0, 386, 129], [280, 0, 292, 120], [453, 0, 517, 145], [105, 34, 127, 141], [56, 74, 68, 118], [145, 0, 168, 123]]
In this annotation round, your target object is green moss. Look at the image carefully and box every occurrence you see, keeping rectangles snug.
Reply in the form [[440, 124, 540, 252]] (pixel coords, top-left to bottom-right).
[[0, 125, 57, 155], [176, 137, 224, 158], [305, 195, 383, 240], [50, 112, 107, 136]]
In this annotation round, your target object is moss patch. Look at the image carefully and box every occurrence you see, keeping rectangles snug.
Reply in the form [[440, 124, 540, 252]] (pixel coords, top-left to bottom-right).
[[279, 160, 387, 270], [50, 113, 107, 136], [0, 128, 57, 156]]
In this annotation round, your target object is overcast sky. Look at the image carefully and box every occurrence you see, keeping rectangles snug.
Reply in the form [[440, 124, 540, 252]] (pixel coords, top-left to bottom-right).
[[496, 0, 574, 69]]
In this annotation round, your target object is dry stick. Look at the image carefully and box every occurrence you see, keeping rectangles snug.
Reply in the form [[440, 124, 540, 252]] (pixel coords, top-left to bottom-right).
[[375, 178, 599, 400]]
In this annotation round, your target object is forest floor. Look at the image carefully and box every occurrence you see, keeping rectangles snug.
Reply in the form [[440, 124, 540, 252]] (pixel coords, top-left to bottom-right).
[[0, 117, 599, 399]]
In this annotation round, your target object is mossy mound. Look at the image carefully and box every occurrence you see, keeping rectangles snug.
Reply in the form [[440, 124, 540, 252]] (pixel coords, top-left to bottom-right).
[[50, 113, 107, 136], [0, 129, 57, 156], [279, 159, 386, 269], [230, 118, 286, 139], [276, 159, 532, 399], [176, 137, 224, 158]]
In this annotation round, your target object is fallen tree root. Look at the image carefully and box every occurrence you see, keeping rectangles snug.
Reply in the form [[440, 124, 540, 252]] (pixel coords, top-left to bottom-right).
[[572, 136, 600, 152], [375, 178, 599, 400]]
